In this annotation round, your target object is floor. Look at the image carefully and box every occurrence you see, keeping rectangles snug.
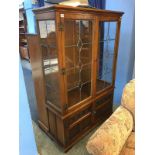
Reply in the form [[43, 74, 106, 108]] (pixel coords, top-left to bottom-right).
[[21, 59, 119, 155], [32, 121, 95, 155]]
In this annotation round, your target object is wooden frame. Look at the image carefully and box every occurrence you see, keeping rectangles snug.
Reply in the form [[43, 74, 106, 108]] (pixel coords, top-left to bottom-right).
[[28, 5, 124, 152]]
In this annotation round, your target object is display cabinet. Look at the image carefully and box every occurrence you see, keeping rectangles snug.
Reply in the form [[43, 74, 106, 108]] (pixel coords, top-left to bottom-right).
[[27, 5, 123, 151]]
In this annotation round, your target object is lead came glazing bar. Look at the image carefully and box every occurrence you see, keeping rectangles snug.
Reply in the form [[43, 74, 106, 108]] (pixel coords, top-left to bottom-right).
[[64, 19, 92, 106]]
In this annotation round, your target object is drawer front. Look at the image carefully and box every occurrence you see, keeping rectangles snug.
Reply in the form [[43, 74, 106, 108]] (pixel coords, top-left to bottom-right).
[[69, 115, 91, 140], [65, 105, 92, 142], [95, 92, 113, 107], [94, 94, 113, 121]]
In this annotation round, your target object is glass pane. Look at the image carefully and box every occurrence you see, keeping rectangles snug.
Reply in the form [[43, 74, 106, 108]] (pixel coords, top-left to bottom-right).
[[39, 20, 61, 107], [64, 20, 92, 107], [96, 21, 117, 93]]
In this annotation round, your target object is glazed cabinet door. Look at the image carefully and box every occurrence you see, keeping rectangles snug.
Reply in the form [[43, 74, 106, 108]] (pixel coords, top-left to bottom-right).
[[96, 20, 118, 94], [37, 18, 63, 110], [60, 13, 95, 110]]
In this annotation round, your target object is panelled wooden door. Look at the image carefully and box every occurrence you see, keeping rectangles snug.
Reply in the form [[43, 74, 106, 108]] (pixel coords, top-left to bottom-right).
[[60, 13, 96, 111]]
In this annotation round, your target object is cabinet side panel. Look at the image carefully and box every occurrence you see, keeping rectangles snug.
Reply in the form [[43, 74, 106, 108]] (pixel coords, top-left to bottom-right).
[[56, 117, 65, 145], [48, 110, 57, 137], [27, 34, 49, 131]]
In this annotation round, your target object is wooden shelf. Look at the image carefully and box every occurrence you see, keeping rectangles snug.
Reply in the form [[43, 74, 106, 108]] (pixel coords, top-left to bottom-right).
[[21, 39, 27, 43], [19, 26, 25, 29], [19, 32, 26, 35]]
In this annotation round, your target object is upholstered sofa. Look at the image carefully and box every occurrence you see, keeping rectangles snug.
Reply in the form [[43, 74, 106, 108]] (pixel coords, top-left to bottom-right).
[[86, 79, 135, 155]]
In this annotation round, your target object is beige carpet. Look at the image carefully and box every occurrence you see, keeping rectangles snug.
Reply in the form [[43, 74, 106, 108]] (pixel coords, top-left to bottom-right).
[[32, 122, 96, 155], [32, 105, 119, 155]]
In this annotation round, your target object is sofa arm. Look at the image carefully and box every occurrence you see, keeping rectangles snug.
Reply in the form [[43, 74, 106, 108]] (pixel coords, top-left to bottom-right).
[[86, 106, 133, 155], [121, 79, 135, 131]]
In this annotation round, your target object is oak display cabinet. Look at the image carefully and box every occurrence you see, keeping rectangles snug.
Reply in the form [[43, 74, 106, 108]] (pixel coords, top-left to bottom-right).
[[27, 5, 124, 152]]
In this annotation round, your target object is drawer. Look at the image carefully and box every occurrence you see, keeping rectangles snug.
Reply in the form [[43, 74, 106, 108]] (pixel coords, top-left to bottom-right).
[[65, 105, 92, 141], [95, 96, 113, 121], [95, 92, 113, 107], [69, 115, 91, 140], [65, 105, 92, 126]]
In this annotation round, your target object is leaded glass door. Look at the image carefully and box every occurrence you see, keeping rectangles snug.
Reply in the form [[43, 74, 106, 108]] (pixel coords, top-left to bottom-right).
[[63, 15, 94, 109], [38, 19, 62, 108], [96, 21, 117, 94]]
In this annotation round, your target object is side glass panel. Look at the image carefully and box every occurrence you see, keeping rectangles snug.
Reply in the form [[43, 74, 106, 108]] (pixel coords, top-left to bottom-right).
[[64, 20, 93, 107], [38, 20, 61, 107], [96, 21, 117, 93]]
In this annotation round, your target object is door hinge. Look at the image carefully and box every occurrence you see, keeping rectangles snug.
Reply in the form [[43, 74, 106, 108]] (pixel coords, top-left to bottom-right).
[[58, 22, 64, 31], [61, 68, 66, 75]]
